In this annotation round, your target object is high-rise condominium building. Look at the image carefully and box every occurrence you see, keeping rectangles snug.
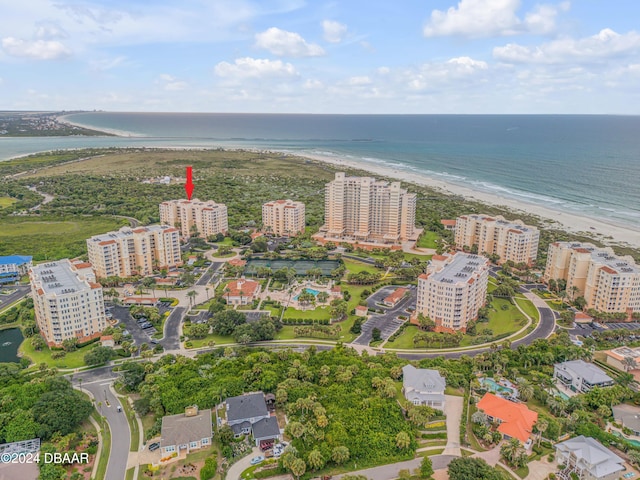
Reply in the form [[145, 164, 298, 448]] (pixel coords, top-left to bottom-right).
[[30, 259, 107, 347], [454, 214, 540, 266], [159, 199, 228, 239], [262, 199, 306, 237], [318, 172, 417, 244], [87, 225, 181, 278], [544, 242, 640, 315], [415, 253, 490, 333]]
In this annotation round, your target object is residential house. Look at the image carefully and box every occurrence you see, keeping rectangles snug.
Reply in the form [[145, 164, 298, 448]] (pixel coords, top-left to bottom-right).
[[160, 406, 212, 456], [440, 220, 456, 231], [604, 346, 640, 373], [401, 365, 446, 410], [476, 393, 538, 447], [612, 405, 640, 436], [553, 360, 614, 393], [223, 279, 261, 306], [226, 392, 281, 448], [555, 435, 624, 480]]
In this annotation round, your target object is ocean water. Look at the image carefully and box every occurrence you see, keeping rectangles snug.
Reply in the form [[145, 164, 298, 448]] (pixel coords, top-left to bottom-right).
[[2, 113, 640, 228]]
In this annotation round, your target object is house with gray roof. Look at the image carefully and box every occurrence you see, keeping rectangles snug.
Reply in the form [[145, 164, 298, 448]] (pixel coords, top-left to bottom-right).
[[553, 360, 614, 394], [160, 406, 212, 456], [402, 365, 446, 410], [555, 435, 625, 480], [612, 405, 640, 436], [226, 392, 281, 447]]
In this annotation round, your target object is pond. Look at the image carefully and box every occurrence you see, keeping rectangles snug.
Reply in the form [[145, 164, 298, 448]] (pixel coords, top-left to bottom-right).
[[0, 328, 24, 363]]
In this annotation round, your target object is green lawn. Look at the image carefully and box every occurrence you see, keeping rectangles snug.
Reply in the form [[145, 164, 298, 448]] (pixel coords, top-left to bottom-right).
[[283, 306, 331, 319], [0, 216, 127, 260], [93, 412, 111, 480], [20, 338, 94, 368], [416, 230, 439, 249], [0, 197, 16, 208], [385, 324, 421, 349], [514, 297, 540, 322], [343, 258, 382, 275], [186, 333, 234, 349], [119, 397, 140, 451]]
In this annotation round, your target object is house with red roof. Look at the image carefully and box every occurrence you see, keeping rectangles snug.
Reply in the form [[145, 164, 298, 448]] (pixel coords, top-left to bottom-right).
[[355, 305, 368, 317], [224, 279, 261, 305], [383, 287, 407, 307], [476, 393, 538, 447], [440, 219, 456, 231]]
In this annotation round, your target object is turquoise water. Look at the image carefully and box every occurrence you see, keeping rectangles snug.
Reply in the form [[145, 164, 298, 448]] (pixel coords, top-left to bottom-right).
[[294, 288, 320, 300], [556, 390, 570, 401], [612, 430, 640, 448], [480, 378, 514, 395], [3, 113, 640, 228]]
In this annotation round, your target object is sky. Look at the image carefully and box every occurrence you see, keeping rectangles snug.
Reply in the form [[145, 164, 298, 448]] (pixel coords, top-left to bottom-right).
[[1, 0, 640, 114]]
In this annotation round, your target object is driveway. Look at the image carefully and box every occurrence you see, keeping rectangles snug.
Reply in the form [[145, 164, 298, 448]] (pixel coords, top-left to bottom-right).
[[162, 306, 186, 350], [335, 455, 457, 480], [225, 446, 261, 480], [196, 261, 224, 286], [443, 395, 463, 456]]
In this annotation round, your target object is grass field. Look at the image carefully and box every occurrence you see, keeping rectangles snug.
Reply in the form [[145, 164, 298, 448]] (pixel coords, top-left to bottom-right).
[[0, 197, 17, 208], [0, 216, 127, 260], [515, 297, 540, 322], [343, 258, 382, 275], [186, 333, 235, 349], [20, 337, 94, 368], [283, 305, 331, 319], [416, 230, 439, 249], [93, 412, 111, 480]]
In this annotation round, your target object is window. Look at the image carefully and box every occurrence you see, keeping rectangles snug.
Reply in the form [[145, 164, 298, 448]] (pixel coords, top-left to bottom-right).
[[165, 445, 175, 452], [190, 441, 198, 449], [202, 438, 210, 445]]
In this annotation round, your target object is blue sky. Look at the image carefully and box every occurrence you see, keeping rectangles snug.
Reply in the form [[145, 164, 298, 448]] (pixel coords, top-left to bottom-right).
[[1, 0, 640, 113]]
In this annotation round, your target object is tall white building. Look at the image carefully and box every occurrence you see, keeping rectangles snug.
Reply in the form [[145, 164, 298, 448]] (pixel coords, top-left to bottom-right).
[[87, 225, 182, 278], [160, 199, 228, 239], [262, 199, 305, 236], [415, 253, 490, 333], [454, 214, 540, 266], [316, 172, 418, 245], [544, 242, 640, 315], [30, 259, 107, 347]]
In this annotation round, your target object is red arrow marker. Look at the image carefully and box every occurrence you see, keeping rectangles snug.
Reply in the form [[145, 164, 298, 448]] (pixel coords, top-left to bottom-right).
[[184, 166, 194, 200]]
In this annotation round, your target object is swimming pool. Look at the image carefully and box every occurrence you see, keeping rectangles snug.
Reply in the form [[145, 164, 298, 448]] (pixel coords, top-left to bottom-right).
[[293, 288, 320, 300], [612, 430, 640, 448], [556, 390, 570, 401], [480, 378, 514, 395]]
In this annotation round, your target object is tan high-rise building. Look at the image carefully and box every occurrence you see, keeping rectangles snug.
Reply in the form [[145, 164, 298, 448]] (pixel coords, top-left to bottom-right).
[[30, 259, 107, 347], [318, 172, 418, 245], [454, 214, 539, 266], [262, 199, 305, 236], [414, 252, 490, 333], [544, 242, 640, 314], [160, 199, 228, 239], [87, 225, 182, 278]]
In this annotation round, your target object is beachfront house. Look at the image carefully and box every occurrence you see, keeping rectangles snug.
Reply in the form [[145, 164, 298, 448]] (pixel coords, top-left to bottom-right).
[[401, 365, 446, 410], [553, 360, 614, 394], [555, 435, 625, 480]]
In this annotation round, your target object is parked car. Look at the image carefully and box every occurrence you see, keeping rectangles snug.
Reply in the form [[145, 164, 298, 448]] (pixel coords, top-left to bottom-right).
[[148, 442, 160, 451], [250, 456, 265, 465], [150, 339, 159, 345]]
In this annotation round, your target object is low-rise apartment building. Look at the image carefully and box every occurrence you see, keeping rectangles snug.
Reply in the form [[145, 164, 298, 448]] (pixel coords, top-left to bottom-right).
[[553, 360, 614, 393], [87, 225, 182, 278], [0, 255, 32, 284], [160, 198, 228, 239], [262, 199, 305, 237], [544, 242, 640, 315], [30, 259, 107, 347], [414, 252, 490, 333], [454, 214, 539, 266]]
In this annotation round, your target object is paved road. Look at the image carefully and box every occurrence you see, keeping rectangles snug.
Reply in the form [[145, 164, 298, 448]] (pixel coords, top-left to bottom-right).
[[353, 286, 416, 345], [335, 455, 457, 480], [195, 261, 224, 286], [162, 306, 186, 350], [0, 285, 30, 309], [71, 368, 130, 480]]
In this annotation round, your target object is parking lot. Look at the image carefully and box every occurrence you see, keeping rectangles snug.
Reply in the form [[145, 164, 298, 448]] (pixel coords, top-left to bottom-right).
[[108, 300, 174, 347], [568, 321, 640, 338]]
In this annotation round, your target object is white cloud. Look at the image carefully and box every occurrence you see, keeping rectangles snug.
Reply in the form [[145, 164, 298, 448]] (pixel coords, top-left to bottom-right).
[[254, 27, 325, 57], [322, 20, 347, 43], [377, 67, 390, 75], [447, 56, 489, 70], [303, 79, 323, 89], [157, 74, 188, 91], [347, 76, 372, 86], [404, 56, 490, 91], [2, 37, 71, 60], [214, 57, 298, 79], [494, 28, 640, 64], [423, 0, 566, 38]]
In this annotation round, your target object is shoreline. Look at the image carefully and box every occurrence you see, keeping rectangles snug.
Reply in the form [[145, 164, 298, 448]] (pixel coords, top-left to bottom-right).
[[22, 115, 640, 249], [57, 114, 147, 138]]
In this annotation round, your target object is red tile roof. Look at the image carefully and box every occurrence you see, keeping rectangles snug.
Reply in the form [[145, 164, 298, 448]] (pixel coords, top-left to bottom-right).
[[355, 305, 368, 312], [228, 258, 246, 267], [476, 393, 537, 443], [601, 266, 618, 275], [418, 273, 429, 280], [432, 254, 448, 261], [225, 279, 260, 298], [440, 219, 456, 226], [574, 248, 592, 254], [384, 287, 407, 305], [73, 262, 93, 269]]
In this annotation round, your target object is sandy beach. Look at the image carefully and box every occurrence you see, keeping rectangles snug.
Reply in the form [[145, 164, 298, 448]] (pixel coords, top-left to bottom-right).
[[300, 152, 640, 249]]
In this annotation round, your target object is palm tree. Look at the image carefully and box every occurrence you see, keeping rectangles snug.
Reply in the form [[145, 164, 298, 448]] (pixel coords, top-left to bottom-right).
[[535, 418, 548, 446], [187, 290, 197, 307], [307, 449, 325, 471], [205, 287, 210, 300], [239, 289, 245, 305], [289, 458, 306, 480], [623, 356, 637, 372], [331, 446, 350, 465], [396, 431, 411, 450], [500, 437, 522, 465]]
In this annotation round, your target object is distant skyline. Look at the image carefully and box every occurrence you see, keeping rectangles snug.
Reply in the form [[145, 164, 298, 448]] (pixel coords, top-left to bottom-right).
[[1, 0, 640, 114]]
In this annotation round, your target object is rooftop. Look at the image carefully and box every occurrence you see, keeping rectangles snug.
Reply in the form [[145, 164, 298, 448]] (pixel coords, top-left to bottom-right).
[[88, 225, 178, 244], [30, 259, 96, 296], [477, 393, 538, 443], [427, 252, 489, 285], [0, 255, 32, 266], [556, 435, 624, 478], [225, 279, 260, 297], [161, 408, 212, 448], [402, 365, 446, 392], [227, 392, 268, 423], [252, 416, 281, 440], [555, 360, 613, 385]]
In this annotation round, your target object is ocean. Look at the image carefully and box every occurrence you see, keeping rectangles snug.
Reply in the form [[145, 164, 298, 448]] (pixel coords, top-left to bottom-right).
[[2, 113, 640, 228]]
